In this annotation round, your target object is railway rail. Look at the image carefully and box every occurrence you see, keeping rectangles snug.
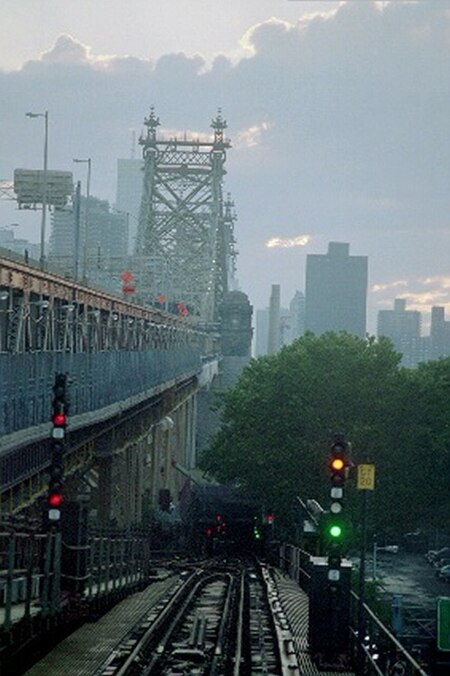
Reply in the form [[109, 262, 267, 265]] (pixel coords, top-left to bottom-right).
[[95, 558, 299, 675]]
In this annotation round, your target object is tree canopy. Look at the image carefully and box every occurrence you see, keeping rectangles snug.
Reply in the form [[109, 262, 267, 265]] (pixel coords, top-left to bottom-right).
[[200, 332, 450, 538]]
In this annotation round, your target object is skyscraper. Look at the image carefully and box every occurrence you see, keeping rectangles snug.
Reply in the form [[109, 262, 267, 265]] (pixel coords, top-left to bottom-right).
[[430, 306, 450, 360], [267, 284, 281, 354], [288, 290, 305, 343], [49, 196, 128, 290], [377, 298, 428, 367], [305, 242, 368, 337], [115, 158, 144, 251]]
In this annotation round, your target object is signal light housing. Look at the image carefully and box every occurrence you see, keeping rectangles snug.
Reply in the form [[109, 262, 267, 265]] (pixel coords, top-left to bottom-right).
[[47, 372, 68, 526], [329, 523, 343, 539], [52, 412, 67, 427], [48, 491, 63, 508], [330, 457, 345, 472]]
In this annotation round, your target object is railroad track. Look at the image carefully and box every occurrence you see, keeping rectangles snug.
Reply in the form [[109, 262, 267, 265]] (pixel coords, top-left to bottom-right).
[[96, 558, 299, 675]]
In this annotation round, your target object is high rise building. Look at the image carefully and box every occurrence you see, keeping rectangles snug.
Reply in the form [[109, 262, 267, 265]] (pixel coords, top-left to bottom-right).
[[49, 196, 128, 291], [305, 242, 368, 337], [430, 306, 450, 360], [115, 159, 144, 252], [377, 298, 428, 367], [255, 308, 270, 357], [0, 227, 40, 262], [267, 284, 281, 355], [288, 290, 305, 343]]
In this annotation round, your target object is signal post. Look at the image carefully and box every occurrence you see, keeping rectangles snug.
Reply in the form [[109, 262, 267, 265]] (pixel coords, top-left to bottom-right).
[[41, 373, 68, 616], [309, 435, 353, 670]]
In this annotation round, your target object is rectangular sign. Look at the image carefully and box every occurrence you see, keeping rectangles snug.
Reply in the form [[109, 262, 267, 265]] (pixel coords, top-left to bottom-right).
[[437, 597, 450, 652], [357, 464, 375, 490], [14, 169, 73, 208]]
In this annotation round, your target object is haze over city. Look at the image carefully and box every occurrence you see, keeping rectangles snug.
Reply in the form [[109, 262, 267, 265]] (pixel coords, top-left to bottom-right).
[[1, 0, 449, 333]]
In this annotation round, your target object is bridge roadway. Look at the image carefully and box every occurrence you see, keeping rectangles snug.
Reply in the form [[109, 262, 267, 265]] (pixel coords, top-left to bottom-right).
[[0, 252, 218, 523]]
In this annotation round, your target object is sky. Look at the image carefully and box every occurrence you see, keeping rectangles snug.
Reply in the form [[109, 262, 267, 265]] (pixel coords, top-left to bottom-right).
[[0, 0, 449, 334]]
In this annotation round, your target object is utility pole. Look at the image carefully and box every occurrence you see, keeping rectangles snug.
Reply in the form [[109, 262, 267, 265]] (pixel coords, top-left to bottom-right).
[[73, 158, 92, 280], [73, 181, 81, 281], [26, 110, 49, 269], [356, 461, 376, 671]]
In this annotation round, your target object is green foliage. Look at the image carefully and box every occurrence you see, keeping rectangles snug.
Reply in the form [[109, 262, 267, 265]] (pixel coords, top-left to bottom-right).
[[200, 332, 450, 537]]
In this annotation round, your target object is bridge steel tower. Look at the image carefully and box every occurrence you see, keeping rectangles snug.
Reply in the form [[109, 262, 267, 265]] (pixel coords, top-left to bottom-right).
[[135, 109, 236, 324]]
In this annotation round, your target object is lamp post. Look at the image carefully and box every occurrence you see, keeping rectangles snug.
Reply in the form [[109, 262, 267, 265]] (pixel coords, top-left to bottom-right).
[[73, 158, 91, 280], [26, 111, 48, 270]]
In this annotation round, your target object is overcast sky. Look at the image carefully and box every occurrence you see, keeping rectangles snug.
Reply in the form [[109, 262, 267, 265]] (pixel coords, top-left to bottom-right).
[[1, 0, 449, 333]]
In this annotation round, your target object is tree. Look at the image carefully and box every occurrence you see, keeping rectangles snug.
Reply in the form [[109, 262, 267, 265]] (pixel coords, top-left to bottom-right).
[[201, 332, 412, 535]]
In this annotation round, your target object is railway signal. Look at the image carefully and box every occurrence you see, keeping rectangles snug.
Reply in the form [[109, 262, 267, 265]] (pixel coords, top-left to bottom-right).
[[48, 373, 69, 524], [326, 436, 350, 581]]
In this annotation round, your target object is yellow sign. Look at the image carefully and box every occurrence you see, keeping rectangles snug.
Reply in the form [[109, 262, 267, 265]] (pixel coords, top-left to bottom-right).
[[357, 464, 375, 490]]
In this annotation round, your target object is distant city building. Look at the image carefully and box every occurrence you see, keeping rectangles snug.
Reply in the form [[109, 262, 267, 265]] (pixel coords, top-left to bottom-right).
[[377, 298, 429, 367], [115, 159, 144, 251], [288, 290, 305, 343], [0, 227, 40, 261], [255, 288, 304, 356], [255, 308, 270, 357], [430, 306, 450, 360], [267, 284, 281, 355], [255, 305, 292, 356], [305, 242, 368, 337], [49, 196, 128, 291]]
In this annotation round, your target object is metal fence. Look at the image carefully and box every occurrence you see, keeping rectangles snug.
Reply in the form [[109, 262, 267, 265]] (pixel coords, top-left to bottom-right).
[[279, 543, 429, 676], [0, 347, 201, 437], [0, 522, 153, 633]]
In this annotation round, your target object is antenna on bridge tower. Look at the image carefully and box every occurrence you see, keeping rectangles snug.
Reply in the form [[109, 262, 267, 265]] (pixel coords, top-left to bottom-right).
[[141, 106, 161, 146], [211, 108, 228, 146]]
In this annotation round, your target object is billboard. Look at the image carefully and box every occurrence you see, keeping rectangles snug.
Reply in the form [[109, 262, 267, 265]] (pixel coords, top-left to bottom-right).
[[14, 169, 73, 208]]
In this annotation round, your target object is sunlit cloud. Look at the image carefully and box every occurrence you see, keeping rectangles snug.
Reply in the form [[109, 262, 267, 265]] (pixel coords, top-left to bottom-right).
[[236, 121, 273, 149], [266, 235, 310, 249], [396, 291, 450, 308], [421, 275, 450, 289], [372, 277, 450, 322], [372, 280, 408, 293], [240, 18, 292, 56], [159, 127, 213, 143], [38, 34, 117, 69]]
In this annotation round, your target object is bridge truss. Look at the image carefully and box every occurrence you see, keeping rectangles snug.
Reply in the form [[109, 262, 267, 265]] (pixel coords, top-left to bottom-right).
[[135, 109, 237, 323]]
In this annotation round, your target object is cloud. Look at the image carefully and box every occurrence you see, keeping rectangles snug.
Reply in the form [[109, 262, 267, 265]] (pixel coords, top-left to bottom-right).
[[372, 280, 408, 293], [266, 235, 310, 249], [236, 121, 273, 148], [422, 276, 450, 290], [39, 34, 93, 65], [0, 1, 449, 315], [372, 276, 450, 324]]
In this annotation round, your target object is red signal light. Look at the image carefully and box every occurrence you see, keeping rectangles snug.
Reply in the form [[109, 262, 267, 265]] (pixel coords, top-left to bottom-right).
[[48, 492, 62, 508], [215, 514, 222, 523], [266, 514, 275, 525], [52, 412, 67, 427]]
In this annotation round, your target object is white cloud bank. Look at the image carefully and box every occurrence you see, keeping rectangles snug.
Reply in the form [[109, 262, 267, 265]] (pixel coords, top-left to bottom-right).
[[0, 1, 449, 315]]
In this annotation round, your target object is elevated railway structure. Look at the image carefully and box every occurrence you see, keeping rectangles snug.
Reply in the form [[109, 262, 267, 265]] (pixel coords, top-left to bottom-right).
[[0, 251, 218, 522], [0, 111, 239, 523]]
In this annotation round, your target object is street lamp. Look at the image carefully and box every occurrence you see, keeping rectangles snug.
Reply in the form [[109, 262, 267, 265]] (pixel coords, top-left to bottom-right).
[[26, 111, 48, 270], [73, 158, 92, 280]]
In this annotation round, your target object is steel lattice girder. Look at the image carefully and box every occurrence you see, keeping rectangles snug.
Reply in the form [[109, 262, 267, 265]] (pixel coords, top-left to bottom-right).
[[136, 112, 236, 322]]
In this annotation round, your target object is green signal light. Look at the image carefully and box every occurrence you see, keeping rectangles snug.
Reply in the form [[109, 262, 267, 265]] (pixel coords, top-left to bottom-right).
[[329, 524, 343, 538]]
